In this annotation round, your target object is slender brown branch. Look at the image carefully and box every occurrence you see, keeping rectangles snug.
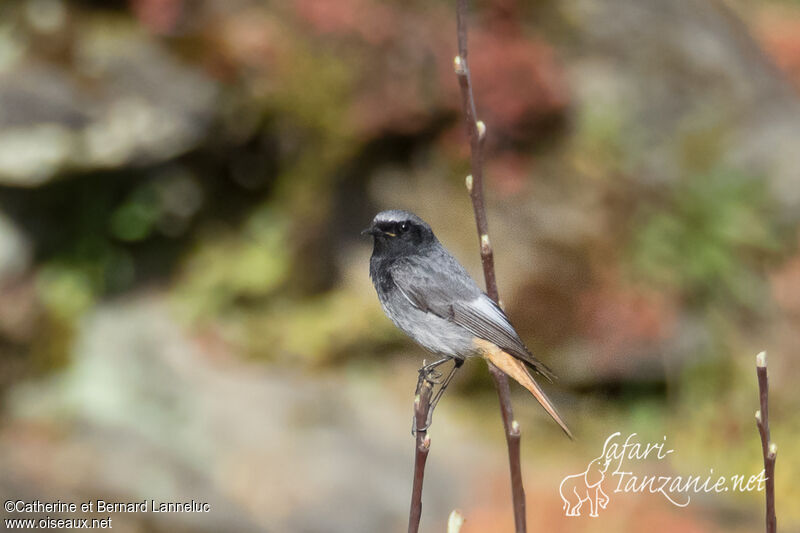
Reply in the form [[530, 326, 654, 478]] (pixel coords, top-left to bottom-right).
[[455, 1, 527, 531], [408, 379, 433, 533], [755, 351, 777, 533]]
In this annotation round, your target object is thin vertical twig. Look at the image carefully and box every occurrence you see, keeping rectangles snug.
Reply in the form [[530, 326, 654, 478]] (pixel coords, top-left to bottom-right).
[[408, 379, 433, 533], [455, 1, 527, 531], [755, 351, 777, 533]]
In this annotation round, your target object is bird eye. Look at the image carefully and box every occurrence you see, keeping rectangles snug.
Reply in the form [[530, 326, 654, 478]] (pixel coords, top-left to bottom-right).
[[398, 222, 410, 233]]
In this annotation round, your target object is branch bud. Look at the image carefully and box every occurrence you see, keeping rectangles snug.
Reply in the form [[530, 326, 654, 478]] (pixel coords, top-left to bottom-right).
[[453, 55, 466, 75], [447, 510, 465, 533], [756, 351, 767, 368], [476, 120, 486, 140], [422, 434, 431, 449], [465, 174, 473, 192], [480, 234, 490, 254], [755, 410, 762, 423], [768, 442, 777, 457], [511, 420, 520, 435]]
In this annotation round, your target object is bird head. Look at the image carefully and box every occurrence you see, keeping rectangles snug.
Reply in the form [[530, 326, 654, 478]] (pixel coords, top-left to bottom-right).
[[362, 210, 435, 256]]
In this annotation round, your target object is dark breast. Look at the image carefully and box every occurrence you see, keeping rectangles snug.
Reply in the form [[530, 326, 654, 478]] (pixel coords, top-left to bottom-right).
[[378, 269, 394, 294], [369, 255, 396, 299]]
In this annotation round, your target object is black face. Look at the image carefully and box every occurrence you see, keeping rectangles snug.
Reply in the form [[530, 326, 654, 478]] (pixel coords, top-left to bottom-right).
[[364, 217, 435, 257]]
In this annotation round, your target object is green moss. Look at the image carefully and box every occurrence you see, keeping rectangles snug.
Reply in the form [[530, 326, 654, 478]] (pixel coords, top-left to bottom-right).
[[172, 205, 291, 322], [628, 168, 780, 310], [571, 98, 628, 176], [109, 190, 160, 242], [241, 290, 398, 365], [36, 264, 95, 319]]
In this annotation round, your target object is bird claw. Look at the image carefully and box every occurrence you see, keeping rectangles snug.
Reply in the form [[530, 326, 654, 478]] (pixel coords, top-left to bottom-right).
[[420, 369, 443, 384], [412, 358, 461, 435], [417, 363, 444, 384], [415, 365, 443, 395]]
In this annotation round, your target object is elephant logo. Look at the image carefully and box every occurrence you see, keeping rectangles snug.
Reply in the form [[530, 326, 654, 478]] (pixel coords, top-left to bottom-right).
[[559, 456, 611, 517]]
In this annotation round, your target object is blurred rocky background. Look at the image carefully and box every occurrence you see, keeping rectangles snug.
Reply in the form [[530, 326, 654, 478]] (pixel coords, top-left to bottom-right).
[[0, 0, 799, 531]]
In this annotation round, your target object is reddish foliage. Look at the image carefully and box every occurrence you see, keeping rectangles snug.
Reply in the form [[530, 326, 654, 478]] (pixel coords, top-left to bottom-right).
[[757, 10, 800, 91], [293, 0, 397, 45], [350, 81, 432, 136], [290, 0, 568, 139], [578, 273, 677, 376], [486, 152, 531, 197], [468, 31, 569, 140], [129, 0, 184, 35]]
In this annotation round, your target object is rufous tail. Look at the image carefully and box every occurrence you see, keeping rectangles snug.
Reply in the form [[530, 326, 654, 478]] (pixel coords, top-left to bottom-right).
[[477, 339, 573, 439]]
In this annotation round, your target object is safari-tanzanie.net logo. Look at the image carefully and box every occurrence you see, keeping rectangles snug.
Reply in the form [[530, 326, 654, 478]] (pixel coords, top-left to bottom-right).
[[559, 432, 767, 517]]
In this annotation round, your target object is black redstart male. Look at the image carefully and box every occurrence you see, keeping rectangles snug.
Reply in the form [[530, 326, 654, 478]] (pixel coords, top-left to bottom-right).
[[364, 209, 572, 438]]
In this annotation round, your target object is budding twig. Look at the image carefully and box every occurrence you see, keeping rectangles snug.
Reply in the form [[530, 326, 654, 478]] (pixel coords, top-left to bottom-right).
[[455, 0, 527, 531], [755, 351, 777, 533], [408, 381, 433, 533], [407, 3, 532, 531]]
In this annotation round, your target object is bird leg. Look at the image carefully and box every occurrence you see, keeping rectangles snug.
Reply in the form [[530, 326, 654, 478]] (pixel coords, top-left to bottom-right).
[[412, 358, 464, 434], [415, 357, 451, 393], [425, 358, 464, 427]]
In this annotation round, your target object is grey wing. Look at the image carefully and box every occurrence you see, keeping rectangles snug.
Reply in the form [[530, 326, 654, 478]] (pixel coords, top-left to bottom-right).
[[391, 253, 556, 381], [390, 251, 481, 314]]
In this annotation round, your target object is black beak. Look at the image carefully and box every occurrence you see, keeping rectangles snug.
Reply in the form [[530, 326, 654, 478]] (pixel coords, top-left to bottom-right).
[[361, 226, 379, 237]]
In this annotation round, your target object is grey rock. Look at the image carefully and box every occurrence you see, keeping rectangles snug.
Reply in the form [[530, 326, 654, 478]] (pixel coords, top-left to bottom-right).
[[564, 0, 800, 215], [0, 21, 217, 185], [5, 297, 484, 532]]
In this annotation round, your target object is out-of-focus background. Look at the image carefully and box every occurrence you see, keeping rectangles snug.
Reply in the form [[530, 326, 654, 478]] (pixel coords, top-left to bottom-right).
[[0, 0, 798, 531]]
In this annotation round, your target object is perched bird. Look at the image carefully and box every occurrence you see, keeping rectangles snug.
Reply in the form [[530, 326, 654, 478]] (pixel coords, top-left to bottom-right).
[[364, 209, 572, 438]]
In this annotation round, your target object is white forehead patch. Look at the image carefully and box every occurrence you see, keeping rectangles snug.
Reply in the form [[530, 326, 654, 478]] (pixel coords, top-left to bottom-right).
[[374, 210, 418, 224]]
